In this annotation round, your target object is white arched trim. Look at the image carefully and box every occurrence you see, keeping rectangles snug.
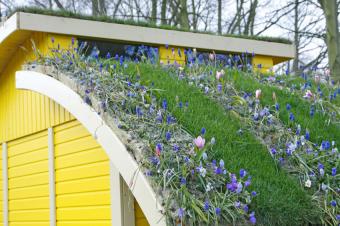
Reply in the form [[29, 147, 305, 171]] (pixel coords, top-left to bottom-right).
[[16, 71, 165, 226]]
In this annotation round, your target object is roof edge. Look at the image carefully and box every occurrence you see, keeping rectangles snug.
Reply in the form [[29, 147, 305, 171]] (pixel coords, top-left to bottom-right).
[[0, 12, 19, 44], [14, 12, 294, 59]]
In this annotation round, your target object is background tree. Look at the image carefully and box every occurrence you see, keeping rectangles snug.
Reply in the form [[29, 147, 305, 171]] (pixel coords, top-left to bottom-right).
[[318, 0, 340, 82]]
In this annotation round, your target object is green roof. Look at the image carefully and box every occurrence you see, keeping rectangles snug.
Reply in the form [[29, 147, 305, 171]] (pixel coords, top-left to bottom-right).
[[10, 7, 293, 45]]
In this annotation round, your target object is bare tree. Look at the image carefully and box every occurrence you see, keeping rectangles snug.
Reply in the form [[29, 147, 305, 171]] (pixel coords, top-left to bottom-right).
[[318, 0, 340, 82]]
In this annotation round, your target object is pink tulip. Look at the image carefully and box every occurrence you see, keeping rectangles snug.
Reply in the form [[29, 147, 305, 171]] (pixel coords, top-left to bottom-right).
[[194, 136, 205, 149], [209, 53, 215, 61], [216, 71, 222, 80], [255, 89, 262, 99]]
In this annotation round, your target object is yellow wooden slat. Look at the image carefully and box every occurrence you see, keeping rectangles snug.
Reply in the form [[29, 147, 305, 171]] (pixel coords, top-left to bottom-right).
[[56, 206, 111, 220], [56, 161, 109, 182], [9, 209, 49, 221], [9, 172, 48, 189], [56, 176, 110, 195], [55, 148, 108, 170], [9, 160, 48, 178], [56, 221, 111, 226], [56, 191, 111, 207], [8, 148, 47, 168], [54, 125, 91, 144], [8, 134, 47, 157], [9, 222, 49, 226], [9, 197, 49, 210], [9, 185, 49, 200], [54, 136, 99, 157]]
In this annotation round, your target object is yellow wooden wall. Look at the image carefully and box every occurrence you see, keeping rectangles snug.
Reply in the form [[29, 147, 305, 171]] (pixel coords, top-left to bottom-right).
[[54, 120, 111, 226], [7, 130, 49, 226], [159, 46, 185, 65], [252, 55, 274, 73], [0, 32, 73, 143], [0, 145, 3, 226]]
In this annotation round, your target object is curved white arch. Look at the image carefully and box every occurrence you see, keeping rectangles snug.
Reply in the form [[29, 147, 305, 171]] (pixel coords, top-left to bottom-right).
[[16, 70, 165, 226]]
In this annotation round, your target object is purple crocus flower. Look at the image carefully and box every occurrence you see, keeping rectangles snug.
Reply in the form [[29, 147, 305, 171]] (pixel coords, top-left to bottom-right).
[[215, 207, 221, 215], [165, 131, 171, 141], [173, 144, 180, 152], [240, 169, 247, 178], [106, 52, 111, 59], [204, 200, 209, 212], [330, 200, 337, 207], [217, 83, 222, 92], [162, 99, 167, 110], [180, 177, 186, 186], [275, 103, 280, 111], [215, 167, 223, 175], [271, 148, 277, 155], [178, 208, 184, 218], [249, 212, 256, 225], [331, 167, 337, 176], [243, 204, 249, 212]]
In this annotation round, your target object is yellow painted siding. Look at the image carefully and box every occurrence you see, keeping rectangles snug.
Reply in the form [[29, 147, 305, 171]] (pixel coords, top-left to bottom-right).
[[159, 46, 185, 65], [0, 144, 3, 226], [252, 55, 274, 73], [0, 32, 74, 143], [135, 200, 149, 226], [7, 130, 49, 226], [54, 120, 112, 226]]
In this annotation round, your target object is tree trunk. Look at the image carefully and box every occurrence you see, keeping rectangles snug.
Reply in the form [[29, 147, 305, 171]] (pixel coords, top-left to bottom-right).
[[293, 0, 299, 75], [92, 0, 99, 16], [191, 0, 197, 30], [319, 0, 340, 82], [217, 0, 222, 34], [151, 0, 157, 24], [161, 0, 167, 24], [179, 0, 189, 29], [98, 0, 106, 16], [243, 0, 257, 35]]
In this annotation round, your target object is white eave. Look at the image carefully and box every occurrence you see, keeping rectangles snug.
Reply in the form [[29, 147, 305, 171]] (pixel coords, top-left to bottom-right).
[[0, 12, 295, 74]]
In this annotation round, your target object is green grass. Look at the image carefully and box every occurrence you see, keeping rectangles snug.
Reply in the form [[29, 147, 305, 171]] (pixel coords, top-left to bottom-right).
[[274, 74, 340, 107], [226, 70, 340, 144], [125, 63, 319, 226], [9, 6, 293, 44]]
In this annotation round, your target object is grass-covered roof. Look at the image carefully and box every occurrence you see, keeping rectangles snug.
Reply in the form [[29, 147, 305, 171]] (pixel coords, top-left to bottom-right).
[[9, 7, 293, 45]]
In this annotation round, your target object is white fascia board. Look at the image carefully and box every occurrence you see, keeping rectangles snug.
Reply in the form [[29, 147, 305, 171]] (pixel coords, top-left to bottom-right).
[[17, 12, 294, 58], [0, 13, 19, 44], [16, 71, 165, 226]]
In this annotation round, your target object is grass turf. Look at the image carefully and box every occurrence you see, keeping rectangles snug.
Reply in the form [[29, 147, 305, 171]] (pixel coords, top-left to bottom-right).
[[226, 70, 340, 144], [125, 63, 319, 226]]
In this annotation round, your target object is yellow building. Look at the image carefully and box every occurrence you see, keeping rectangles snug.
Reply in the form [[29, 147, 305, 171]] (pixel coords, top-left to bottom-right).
[[0, 10, 294, 226]]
